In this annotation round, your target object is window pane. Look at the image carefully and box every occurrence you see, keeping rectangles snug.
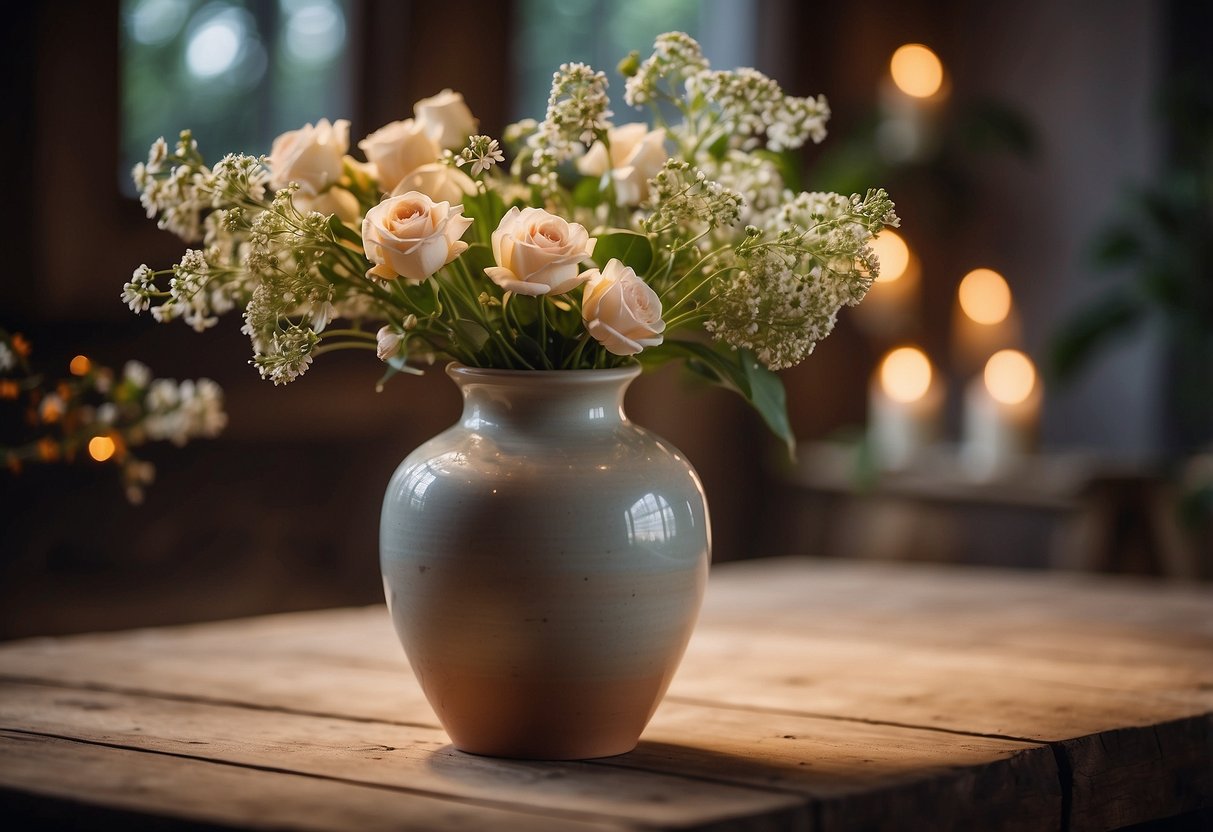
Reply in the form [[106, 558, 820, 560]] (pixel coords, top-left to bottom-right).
[[513, 0, 755, 122], [120, 0, 351, 186]]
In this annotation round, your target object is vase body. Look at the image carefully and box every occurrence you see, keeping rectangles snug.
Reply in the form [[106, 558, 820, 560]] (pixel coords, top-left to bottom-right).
[[380, 364, 710, 760]]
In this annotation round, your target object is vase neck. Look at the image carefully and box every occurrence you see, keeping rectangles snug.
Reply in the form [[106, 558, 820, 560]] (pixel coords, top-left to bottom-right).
[[448, 364, 640, 434]]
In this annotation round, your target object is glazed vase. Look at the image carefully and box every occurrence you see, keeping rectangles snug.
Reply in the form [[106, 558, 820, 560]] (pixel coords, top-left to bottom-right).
[[380, 364, 710, 760]]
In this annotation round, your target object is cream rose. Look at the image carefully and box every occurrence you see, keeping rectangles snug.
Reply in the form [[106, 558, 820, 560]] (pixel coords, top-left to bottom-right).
[[295, 186, 361, 222], [576, 123, 668, 206], [358, 119, 441, 193], [581, 259, 666, 356], [484, 207, 596, 296], [268, 118, 350, 195], [390, 162, 477, 205], [414, 89, 478, 149], [362, 192, 473, 283]]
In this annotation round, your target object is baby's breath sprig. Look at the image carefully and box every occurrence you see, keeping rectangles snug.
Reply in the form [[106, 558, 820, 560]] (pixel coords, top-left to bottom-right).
[[0, 331, 226, 503], [455, 135, 506, 176]]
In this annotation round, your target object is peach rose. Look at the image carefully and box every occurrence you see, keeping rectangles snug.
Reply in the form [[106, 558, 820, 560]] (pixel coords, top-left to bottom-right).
[[576, 123, 668, 206], [414, 89, 478, 149], [390, 163, 477, 206], [295, 187, 360, 222], [581, 259, 666, 355], [484, 207, 595, 296], [268, 118, 349, 195], [358, 119, 440, 193], [362, 192, 472, 283]]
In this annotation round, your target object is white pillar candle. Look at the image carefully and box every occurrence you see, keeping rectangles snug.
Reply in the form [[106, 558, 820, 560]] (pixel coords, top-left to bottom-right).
[[951, 267, 1022, 374], [868, 346, 944, 470], [852, 229, 921, 340], [962, 349, 1043, 478]]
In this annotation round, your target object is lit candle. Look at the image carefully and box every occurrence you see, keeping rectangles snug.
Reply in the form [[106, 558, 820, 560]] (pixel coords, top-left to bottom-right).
[[962, 349, 1043, 478], [869, 346, 943, 470], [952, 267, 1022, 373], [853, 229, 921, 340], [877, 43, 947, 163]]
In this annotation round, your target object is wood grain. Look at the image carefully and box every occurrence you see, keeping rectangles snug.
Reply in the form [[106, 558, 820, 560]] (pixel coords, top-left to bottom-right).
[[0, 731, 625, 831], [1, 557, 1210, 831]]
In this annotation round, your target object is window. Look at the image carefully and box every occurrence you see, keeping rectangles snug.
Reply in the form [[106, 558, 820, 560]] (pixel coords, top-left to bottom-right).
[[121, 0, 352, 184], [513, 0, 756, 121]]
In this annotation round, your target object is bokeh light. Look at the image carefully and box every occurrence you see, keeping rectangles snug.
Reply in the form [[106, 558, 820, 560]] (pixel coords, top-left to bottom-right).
[[186, 9, 246, 78], [88, 436, 117, 462], [984, 350, 1036, 405], [958, 268, 1012, 325], [880, 347, 933, 403], [69, 355, 92, 376], [870, 230, 911, 283], [283, 0, 346, 63], [890, 43, 944, 98]]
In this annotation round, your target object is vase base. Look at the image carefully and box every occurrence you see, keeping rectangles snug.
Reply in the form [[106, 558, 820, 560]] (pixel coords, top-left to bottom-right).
[[450, 738, 639, 761]]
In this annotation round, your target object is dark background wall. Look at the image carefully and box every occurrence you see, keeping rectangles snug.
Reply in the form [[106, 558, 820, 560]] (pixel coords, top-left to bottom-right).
[[0, 0, 1197, 638]]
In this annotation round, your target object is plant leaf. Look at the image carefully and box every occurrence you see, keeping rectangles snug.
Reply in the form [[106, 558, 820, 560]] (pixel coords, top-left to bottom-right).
[[327, 214, 363, 245], [647, 339, 796, 457], [592, 230, 655, 276], [1049, 293, 1142, 381], [738, 348, 796, 459]]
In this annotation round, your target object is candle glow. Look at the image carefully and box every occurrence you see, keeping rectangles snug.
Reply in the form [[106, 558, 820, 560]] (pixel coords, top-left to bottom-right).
[[984, 350, 1036, 406], [880, 347, 933, 403], [890, 44, 944, 98], [958, 268, 1012, 325], [870, 230, 910, 284]]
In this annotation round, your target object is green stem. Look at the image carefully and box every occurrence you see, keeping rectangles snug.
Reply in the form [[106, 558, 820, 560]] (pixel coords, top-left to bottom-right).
[[320, 328, 376, 341], [311, 342, 378, 357]]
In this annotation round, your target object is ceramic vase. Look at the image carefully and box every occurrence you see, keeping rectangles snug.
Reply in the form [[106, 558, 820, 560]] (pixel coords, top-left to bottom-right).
[[380, 363, 710, 760]]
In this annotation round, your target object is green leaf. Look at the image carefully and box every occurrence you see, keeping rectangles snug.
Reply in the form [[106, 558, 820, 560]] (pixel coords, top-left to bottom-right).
[[375, 353, 425, 392], [572, 175, 605, 208], [1049, 293, 1142, 382], [451, 319, 491, 352], [592, 230, 655, 276], [646, 339, 796, 458], [1091, 224, 1144, 268], [327, 214, 363, 245], [738, 348, 796, 459], [461, 188, 507, 246]]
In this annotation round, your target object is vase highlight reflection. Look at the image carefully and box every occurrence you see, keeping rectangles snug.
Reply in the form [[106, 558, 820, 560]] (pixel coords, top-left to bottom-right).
[[380, 364, 710, 760]]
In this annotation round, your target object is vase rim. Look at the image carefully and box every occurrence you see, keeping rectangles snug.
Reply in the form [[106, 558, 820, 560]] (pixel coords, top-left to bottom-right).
[[445, 362, 642, 384]]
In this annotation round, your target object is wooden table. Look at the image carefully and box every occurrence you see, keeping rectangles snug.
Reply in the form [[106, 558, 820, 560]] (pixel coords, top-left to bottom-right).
[[2, 558, 1211, 831]]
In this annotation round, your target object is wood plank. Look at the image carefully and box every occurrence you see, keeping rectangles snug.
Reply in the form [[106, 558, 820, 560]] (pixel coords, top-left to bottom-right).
[[1063, 714, 1213, 832], [2, 558, 1210, 830], [0, 681, 807, 831], [625, 702, 1060, 832], [0, 678, 1061, 830], [0, 731, 625, 832]]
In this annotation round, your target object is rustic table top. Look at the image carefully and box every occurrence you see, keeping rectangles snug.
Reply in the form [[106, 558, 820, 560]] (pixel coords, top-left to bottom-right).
[[1, 557, 1211, 831]]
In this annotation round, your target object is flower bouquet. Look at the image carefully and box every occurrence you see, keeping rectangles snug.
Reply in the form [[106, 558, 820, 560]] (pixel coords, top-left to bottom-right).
[[126, 32, 897, 451], [125, 32, 899, 759]]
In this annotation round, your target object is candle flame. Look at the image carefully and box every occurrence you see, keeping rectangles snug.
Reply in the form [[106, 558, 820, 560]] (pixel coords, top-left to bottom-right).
[[880, 347, 933, 403], [984, 349, 1036, 405], [870, 230, 910, 284], [958, 268, 1011, 325], [891, 44, 944, 98]]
